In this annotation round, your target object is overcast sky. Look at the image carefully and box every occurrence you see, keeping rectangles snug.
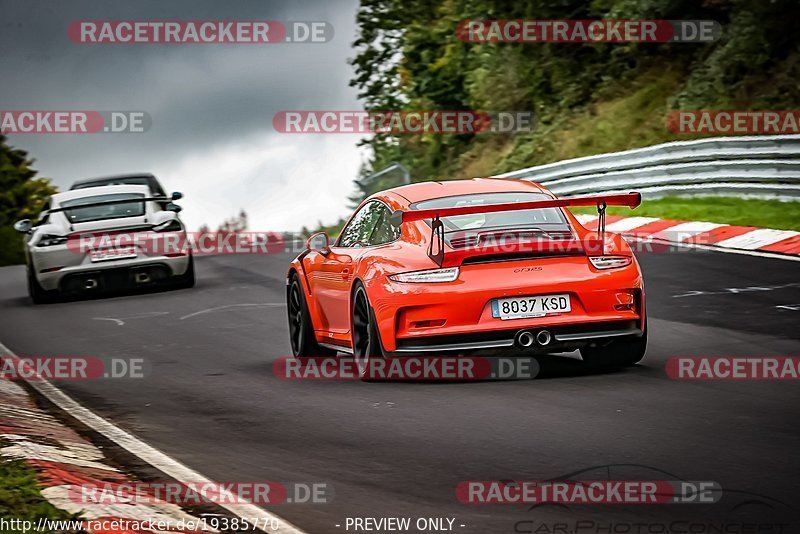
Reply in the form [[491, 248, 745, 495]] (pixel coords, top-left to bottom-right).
[[0, 0, 365, 232]]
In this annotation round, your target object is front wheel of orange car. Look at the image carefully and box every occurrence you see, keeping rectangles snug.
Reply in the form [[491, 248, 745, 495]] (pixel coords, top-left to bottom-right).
[[580, 321, 647, 369], [352, 284, 384, 379], [287, 274, 335, 358]]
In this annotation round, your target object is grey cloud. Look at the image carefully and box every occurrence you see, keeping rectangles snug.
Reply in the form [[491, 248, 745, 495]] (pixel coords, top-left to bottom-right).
[[1, 0, 363, 231]]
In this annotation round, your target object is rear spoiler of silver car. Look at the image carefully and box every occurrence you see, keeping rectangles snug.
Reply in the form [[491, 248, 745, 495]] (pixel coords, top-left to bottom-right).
[[46, 196, 169, 214], [389, 192, 642, 267]]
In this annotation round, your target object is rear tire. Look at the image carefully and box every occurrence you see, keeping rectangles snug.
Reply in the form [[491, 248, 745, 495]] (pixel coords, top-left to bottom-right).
[[287, 274, 335, 358], [352, 284, 385, 380], [580, 322, 647, 369], [174, 255, 195, 289], [27, 268, 55, 305]]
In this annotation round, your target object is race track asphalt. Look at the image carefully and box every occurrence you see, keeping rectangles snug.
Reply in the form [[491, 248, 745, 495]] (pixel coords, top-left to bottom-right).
[[0, 246, 798, 533]]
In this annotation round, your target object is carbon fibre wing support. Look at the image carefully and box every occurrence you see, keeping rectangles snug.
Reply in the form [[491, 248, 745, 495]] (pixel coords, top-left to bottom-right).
[[428, 217, 445, 267], [390, 192, 641, 267]]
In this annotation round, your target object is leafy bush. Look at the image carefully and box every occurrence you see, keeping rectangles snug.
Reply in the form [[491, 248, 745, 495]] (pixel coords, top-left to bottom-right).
[[0, 134, 57, 265]]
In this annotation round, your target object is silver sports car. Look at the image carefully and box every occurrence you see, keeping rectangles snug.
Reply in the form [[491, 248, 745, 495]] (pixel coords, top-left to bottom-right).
[[14, 184, 194, 303]]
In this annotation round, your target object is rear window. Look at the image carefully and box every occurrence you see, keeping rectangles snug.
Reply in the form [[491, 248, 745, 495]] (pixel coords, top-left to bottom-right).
[[60, 193, 146, 223], [412, 192, 569, 233]]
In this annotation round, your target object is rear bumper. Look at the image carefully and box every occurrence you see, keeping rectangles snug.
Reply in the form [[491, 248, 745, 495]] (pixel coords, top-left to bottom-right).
[[392, 320, 641, 355], [31, 246, 190, 291], [368, 256, 644, 352], [57, 262, 179, 293]]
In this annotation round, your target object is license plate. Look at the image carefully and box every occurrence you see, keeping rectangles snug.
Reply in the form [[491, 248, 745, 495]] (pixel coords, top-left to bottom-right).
[[491, 294, 571, 320], [90, 247, 137, 262]]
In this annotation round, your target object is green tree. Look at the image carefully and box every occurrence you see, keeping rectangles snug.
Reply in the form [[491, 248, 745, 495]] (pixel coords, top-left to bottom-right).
[[0, 134, 58, 265], [343, 0, 800, 215]]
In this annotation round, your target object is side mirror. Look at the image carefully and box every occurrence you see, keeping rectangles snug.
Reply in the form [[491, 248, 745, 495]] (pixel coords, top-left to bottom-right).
[[13, 219, 32, 233], [306, 232, 330, 254], [166, 202, 183, 213], [171, 191, 183, 201]]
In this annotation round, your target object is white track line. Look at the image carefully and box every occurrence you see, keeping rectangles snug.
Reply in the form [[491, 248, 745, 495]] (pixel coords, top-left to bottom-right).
[[605, 216, 660, 232], [577, 214, 799, 260], [656, 221, 724, 242], [715, 228, 800, 250], [574, 214, 598, 224], [0, 342, 306, 534], [627, 236, 800, 262], [179, 302, 284, 321]]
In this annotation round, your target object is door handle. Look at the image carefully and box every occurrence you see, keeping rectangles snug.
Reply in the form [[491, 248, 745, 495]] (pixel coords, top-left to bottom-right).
[[341, 268, 350, 280]]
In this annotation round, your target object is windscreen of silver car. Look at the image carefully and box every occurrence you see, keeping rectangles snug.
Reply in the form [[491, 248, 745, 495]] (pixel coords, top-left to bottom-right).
[[61, 193, 146, 224]]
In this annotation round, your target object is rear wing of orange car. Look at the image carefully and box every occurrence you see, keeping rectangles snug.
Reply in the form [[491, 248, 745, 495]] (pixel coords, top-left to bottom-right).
[[389, 192, 641, 267]]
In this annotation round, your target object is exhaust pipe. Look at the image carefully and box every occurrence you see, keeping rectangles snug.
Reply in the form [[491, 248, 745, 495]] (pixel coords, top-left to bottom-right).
[[536, 330, 552, 346], [516, 330, 535, 348], [84, 279, 98, 290], [134, 272, 151, 284]]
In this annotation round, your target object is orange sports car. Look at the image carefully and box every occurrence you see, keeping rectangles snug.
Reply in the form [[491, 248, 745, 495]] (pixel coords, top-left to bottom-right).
[[287, 178, 646, 376]]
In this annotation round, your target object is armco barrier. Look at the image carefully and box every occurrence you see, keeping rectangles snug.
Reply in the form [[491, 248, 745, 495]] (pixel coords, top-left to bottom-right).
[[494, 135, 800, 200]]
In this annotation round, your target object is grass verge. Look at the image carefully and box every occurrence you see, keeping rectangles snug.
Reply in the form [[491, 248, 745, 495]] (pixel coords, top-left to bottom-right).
[[569, 196, 800, 232], [0, 458, 80, 533]]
